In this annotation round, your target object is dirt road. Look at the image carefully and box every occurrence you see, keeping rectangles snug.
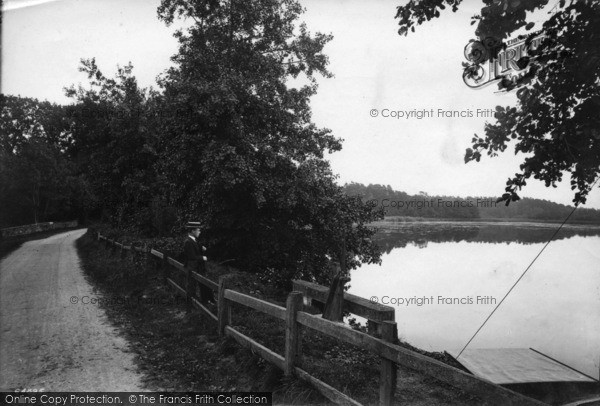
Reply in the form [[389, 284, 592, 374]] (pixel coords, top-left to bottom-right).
[[0, 229, 146, 391]]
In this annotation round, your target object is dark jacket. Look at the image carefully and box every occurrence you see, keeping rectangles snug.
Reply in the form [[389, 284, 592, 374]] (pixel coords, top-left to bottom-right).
[[183, 236, 203, 271], [182, 235, 213, 303]]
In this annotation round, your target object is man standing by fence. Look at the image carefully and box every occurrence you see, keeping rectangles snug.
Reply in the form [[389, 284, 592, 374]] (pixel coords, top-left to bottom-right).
[[183, 222, 214, 305]]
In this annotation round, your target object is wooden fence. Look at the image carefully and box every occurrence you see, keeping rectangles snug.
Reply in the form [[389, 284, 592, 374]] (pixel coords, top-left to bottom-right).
[[95, 231, 547, 406], [292, 279, 396, 335]]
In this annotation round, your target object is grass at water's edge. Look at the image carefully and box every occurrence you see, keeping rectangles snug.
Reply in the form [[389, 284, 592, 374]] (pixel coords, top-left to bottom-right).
[[75, 230, 485, 405]]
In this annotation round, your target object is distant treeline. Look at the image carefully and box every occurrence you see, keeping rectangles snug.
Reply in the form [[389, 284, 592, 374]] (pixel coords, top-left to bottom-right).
[[343, 183, 600, 223]]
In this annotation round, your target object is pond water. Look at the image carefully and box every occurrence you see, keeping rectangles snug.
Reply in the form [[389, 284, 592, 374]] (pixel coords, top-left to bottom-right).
[[348, 221, 600, 380]]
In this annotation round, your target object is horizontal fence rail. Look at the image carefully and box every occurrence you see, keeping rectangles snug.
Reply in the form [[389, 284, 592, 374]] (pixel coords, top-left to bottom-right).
[[150, 248, 164, 259], [292, 279, 395, 334], [94, 231, 548, 406], [192, 270, 219, 291], [224, 289, 286, 320]]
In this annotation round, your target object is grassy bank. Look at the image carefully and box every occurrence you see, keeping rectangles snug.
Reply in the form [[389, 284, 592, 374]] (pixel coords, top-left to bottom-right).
[[76, 230, 328, 403], [76, 229, 483, 405]]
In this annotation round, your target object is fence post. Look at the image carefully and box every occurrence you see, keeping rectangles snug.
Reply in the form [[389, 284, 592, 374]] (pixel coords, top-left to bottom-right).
[[367, 320, 382, 336], [147, 245, 153, 270], [185, 264, 194, 312], [162, 255, 169, 285], [285, 291, 303, 376], [379, 321, 398, 406], [323, 275, 349, 322], [218, 276, 233, 336]]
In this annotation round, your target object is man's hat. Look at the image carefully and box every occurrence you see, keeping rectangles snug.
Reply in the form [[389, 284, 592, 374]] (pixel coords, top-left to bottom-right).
[[185, 221, 202, 229]]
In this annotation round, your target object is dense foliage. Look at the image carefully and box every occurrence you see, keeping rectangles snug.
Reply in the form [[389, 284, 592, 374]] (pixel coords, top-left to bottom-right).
[[148, 0, 382, 283], [396, 0, 600, 206], [0, 95, 82, 226], [64, 59, 161, 232], [1, 0, 382, 287]]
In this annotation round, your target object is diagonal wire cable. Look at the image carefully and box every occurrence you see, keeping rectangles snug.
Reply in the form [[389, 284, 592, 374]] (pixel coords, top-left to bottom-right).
[[457, 178, 600, 358]]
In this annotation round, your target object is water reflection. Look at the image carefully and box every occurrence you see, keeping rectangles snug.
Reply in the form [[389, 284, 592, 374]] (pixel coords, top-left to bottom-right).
[[349, 223, 600, 380], [374, 221, 600, 253]]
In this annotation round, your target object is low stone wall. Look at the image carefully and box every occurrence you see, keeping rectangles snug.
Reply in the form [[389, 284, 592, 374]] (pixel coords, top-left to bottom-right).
[[0, 220, 79, 238]]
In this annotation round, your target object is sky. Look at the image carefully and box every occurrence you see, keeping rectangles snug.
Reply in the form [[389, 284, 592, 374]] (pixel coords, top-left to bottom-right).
[[3, 0, 599, 209]]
